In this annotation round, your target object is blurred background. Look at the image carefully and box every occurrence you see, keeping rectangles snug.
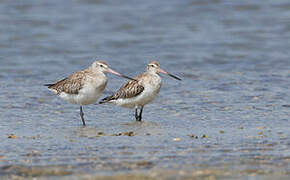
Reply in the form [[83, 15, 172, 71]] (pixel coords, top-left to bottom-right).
[[0, 0, 290, 179]]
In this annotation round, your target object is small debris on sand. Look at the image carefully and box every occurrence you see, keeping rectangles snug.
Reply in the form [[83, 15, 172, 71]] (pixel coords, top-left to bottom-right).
[[26, 151, 41, 157], [109, 131, 135, 137], [188, 134, 198, 139], [173, 138, 181, 142], [8, 134, 17, 139], [127, 131, 134, 136], [201, 134, 208, 138]]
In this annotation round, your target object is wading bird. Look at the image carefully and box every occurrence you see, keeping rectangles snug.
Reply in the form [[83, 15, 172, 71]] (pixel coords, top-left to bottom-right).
[[45, 60, 134, 126], [100, 61, 181, 121]]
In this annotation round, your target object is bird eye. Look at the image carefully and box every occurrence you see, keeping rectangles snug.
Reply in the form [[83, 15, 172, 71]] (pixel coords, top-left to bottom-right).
[[150, 65, 154, 67], [100, 64, 104, 68]]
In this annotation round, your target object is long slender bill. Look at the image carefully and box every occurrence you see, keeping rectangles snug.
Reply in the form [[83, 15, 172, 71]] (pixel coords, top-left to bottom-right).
[[107, 68, 136, 81], [159, 69, 182, 81]]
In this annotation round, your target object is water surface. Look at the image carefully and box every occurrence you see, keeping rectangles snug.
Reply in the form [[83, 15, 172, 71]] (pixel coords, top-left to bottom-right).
[[0, 0, 290, 179]]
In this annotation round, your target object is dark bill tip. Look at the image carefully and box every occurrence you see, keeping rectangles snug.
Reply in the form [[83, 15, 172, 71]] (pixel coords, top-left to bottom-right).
[[168, 73, 182, 81]]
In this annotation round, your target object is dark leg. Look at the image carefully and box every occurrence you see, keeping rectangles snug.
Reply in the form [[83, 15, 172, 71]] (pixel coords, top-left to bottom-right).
[[135, 107, 139, 121], [80, 106, 86, 126], [137, 106, 144, 121]]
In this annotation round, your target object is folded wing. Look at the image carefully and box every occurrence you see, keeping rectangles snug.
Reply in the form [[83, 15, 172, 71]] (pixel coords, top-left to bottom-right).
[[100, 78, 144, 103], [46, 71, 85, 95]]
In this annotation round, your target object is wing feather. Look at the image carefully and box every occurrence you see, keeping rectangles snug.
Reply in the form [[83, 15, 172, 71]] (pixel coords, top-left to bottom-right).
[[47, 71, 85, 94], [100, 74, 144, 103]]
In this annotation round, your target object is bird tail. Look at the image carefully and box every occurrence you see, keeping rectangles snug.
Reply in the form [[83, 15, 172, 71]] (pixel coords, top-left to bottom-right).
[[44, 84, 54, 88], [99, 95, 114, 104]]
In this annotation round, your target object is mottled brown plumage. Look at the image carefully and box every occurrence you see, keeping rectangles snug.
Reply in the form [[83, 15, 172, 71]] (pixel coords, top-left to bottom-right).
[[98, 60, 108, 66], [45, 60, 135, 126], [99, 60, 181, 121], [101, 74, 145, 102], [148, 61, 160, 67], [47, 71, 86, 95]]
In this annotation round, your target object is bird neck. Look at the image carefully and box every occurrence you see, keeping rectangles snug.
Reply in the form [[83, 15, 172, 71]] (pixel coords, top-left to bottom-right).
[[146, 69, 158, 75]]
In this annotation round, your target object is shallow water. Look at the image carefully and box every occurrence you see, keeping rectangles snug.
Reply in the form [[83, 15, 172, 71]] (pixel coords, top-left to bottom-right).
[[0, 0, 290, 179]]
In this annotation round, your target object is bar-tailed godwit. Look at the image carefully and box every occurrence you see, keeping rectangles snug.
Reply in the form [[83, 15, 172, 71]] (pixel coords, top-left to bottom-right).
[[100, 61, 181, 121], [45, 60, 134, 126]]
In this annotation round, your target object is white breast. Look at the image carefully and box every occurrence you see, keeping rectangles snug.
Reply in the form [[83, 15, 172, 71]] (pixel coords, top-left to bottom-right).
[[59, 74, 107, 105]]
